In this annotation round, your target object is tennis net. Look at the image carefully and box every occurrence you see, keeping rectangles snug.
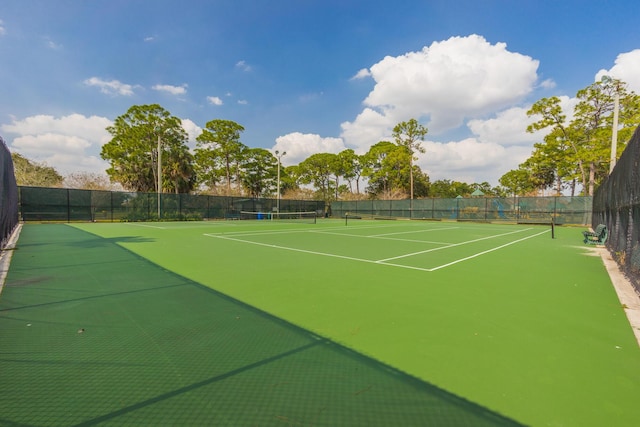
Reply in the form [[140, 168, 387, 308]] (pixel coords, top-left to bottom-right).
[[240, 211, 317, 224]]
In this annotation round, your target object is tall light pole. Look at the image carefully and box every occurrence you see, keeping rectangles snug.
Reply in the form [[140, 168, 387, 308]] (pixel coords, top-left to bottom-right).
[[156, 128, 162, 220], [610, 87, 620, 174], [275, 150, 286, 213], [603, 76, 621, 174]]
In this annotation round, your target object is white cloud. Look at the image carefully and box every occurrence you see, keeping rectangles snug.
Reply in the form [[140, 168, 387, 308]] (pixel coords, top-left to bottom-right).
[[237, 100, 248, 105], [235, 60, 252, 72], [84, 77, 135, 96], [340, 108, 394, 153], [144, 36, 155, 42], [342, 34, 540, 152], [539, 79, 556, 90], [419, 138, 531, 184], [12, 133, 90, 155], [1, 114, 112, 174], [351, 68, 371, 80], [2, 114, 111, 143], [467, 107, 541, 146], [273, 132, 347, 166], [181, 118, 202, 149], [336, 35, 552, 185], [153, 83, 187, 95], [0, 19, 6, 36], [424, 93, 580, 184], [207, 96, 223, 106], [595, 49, 640, 93]]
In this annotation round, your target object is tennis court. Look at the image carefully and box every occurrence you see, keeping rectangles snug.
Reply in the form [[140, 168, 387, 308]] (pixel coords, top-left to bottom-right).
[[2, 218, 640, 426]]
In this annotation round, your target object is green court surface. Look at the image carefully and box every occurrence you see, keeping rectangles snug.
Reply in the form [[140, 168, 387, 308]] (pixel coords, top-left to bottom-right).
[[1, 220, 640, 426]]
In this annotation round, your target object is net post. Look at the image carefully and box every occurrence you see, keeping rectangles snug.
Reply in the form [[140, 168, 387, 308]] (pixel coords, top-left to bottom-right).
[[551, 216, 555, 239]]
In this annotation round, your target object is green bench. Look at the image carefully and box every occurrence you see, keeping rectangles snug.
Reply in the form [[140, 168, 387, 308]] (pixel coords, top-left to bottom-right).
[[583, 224, 608, 245]]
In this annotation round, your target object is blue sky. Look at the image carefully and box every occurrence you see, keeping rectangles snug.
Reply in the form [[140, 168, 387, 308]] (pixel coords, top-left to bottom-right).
[[1, 0, 640, 187]]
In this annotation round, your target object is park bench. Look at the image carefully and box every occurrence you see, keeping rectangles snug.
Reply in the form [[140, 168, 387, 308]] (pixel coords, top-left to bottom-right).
[[583, 224, 608, 245]]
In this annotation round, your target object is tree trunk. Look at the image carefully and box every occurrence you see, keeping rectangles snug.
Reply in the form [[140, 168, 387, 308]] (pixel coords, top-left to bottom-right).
[[588, 162, 596, 196], [409, 158, 414, 200]]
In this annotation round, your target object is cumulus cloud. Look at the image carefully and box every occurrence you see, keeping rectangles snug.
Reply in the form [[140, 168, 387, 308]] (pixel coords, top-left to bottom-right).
[[467, 107, 541, 146], [419, 138, 531, 184], [152, 83, 187, 95], [342, 34, 540, 152], [84, 77, 135, 96], [1, 114, 112, 174], [425, 96, 575, 183], [181, 118, 202, 149], [0, 20, 6, 36], [207, 96, 223, 106], [2, 114, 111, 143], [595, 49, 640, 93], [273, 132, 347, 166], [335, 34, 553, 184], [340, 108, 394, 153]]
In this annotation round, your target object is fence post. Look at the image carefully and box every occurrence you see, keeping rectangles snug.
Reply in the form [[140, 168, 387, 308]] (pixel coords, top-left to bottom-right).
[[485, 198, 488, 221]]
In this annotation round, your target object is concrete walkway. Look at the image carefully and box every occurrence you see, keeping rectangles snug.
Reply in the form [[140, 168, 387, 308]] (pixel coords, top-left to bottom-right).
[[598, 246, 640, 347], [0, 223, 22, 295]]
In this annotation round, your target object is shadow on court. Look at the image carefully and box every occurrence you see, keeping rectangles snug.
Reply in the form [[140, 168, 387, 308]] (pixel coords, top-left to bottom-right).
[[0, 224, 526, 426]]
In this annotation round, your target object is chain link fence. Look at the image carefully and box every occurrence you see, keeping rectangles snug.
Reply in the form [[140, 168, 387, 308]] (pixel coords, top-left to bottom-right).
[[592, 125, 640, 294], [1, 136, 19, 250], [333, 196, 592, 225], [18, 186, 325, 222]]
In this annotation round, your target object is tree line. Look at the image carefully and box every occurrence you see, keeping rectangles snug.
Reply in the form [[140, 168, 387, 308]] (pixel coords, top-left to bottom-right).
[[11, 77, 639, 199], [98, 104, 494, 201], [101, 104, 450, 201]]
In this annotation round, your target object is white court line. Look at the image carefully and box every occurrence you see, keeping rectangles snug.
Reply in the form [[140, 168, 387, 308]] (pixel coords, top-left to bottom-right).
[[205, 234, 380, 265], [375, 227, 534, 262], [370, 227, 459, 237], [204, 227, 549, 272], [311, 230, 452, 245], [124, 223, 168, 230], [424, 229, 550, 271], [371, 237, 453, 245], [205, 222, 411, 238], [209, 223, 455, 243]]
